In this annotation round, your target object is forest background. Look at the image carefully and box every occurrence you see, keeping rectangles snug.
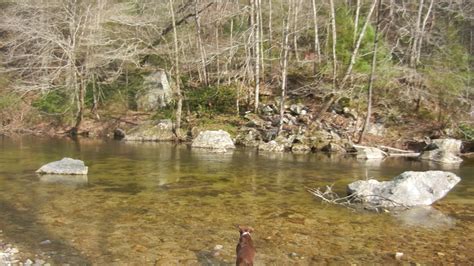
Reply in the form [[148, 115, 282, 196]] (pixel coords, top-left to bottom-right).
[[0, 0, 472, 144]]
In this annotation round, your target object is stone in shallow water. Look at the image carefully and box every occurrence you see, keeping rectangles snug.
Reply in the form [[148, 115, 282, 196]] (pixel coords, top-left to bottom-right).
[[191, 130, 235, 150], [347, 171, 461, 207], [36, 158, 88, 175]]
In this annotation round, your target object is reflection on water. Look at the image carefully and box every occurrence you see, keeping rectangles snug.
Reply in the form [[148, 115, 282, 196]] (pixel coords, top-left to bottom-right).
[[38, 174, 88, 187], [393, 206, 456, 229], [0, 135, 473, 264]]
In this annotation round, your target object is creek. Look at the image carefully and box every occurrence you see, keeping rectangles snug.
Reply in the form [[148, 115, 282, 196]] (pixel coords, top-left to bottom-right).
[[0, 136, 473, 264]]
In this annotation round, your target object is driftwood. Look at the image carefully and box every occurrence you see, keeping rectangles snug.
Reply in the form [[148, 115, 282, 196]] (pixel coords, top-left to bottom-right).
[[354, 144, 420, 157], [306, 185, 408, 212], [378, 145, 420, 157]]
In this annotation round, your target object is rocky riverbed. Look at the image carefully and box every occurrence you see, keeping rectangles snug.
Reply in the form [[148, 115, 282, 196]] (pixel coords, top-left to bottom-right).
[[0, 230, 49, 266]]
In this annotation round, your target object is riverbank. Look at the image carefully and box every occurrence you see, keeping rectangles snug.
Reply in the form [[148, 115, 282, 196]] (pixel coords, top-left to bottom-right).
[[1, 104, 472, 157]]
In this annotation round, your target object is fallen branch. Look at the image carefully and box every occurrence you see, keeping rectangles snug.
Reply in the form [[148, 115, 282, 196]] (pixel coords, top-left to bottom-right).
[[306, 185, 409, 212]]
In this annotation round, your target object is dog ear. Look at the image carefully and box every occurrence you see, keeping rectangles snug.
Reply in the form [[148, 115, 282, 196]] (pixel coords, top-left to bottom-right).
[[248, 226, 254, 233], [237, 225, 243, 233]]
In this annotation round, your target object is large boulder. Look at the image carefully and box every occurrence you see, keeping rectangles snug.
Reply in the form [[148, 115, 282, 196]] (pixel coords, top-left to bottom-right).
[[235, 127, 261, 147], [136, 70, 172, 111], [124, 120, 175, 141], [36, 158, 88, 175], [347, 171, 461, 207], [191, 130, 235, 150], [322, 143, 346, 153], [354, 145, 386, 159], [419, 138, 462, 164]]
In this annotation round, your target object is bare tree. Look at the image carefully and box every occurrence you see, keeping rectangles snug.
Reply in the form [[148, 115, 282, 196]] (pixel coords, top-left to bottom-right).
[[311, 0, 321, 71], [254, 0, 261, 113], [341, 0, 378, 86], [410, 0, 424, 67], [279, 0, 293, 134], [1, 0, 146, 132], [329, 0, 337, 91], [169, 0, 183, 139], [358, 0, 382, 144], [195, 0, 209, 85]]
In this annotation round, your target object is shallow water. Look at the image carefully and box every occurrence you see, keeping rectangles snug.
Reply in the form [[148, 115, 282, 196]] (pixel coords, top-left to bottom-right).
[[0, 136, 473, 264]]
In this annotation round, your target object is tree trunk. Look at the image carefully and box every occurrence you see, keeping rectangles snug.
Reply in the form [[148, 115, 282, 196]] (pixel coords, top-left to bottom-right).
[[329, 0, 337, 91], [194, 0, 208, 85], [278, 0, 292, 134], [353, 0, 361, 47], [268, 0, 273, 73], [311, 0, 321, 73], [410, 0, 424, 68], [416, 0, 433, 64], [358, 0, 382, 144], [292, 0, 302, 61], [341, 0, 378, 86], [254, 0, 261, 113], [170, 0, 183, 139]]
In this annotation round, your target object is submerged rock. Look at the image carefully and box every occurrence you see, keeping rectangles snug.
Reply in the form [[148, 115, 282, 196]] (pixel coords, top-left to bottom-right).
[[39, 174, 88, 186], [393, 206, 455, 228], [124, 120, 175, 142], [347, 171, 461, 207], [36, 158, 88, 175], [419, 138, 463, 164], [191, 130, 235, 150]]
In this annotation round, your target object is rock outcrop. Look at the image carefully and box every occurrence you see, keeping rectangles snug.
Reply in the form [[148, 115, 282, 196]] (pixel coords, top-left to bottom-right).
[[124, 120, 175, 141], [347, 171, 461, 207], [258, 140, 285, 152], [36, 158, 88, 175], [136, 70, 172, 111], [191, 130, 235, 150], [419, 138, 462, 164]]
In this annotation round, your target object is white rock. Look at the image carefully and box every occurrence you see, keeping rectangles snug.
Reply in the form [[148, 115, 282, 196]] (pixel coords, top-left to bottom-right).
[[347, 171, 461, 207], [191, 130, 235, 150], [354, 146, 386, 159], [36, 158, 88, 175]]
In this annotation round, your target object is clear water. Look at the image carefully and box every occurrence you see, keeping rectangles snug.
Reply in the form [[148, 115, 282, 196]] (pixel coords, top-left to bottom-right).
[[0, 136, 473, 264]]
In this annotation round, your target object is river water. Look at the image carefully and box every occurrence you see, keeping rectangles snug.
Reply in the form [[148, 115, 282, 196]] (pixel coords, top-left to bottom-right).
[[0, 136, 473, 264]]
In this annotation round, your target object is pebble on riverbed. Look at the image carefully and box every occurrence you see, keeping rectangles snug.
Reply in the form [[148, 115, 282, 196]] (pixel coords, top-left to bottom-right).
[[1, 232, 49, 265]]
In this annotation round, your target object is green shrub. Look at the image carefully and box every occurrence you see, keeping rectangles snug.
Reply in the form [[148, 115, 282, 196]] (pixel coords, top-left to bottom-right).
[[459, 123, 474, 140], [32, 90, 70, 114], [185, 85, 237, 115]]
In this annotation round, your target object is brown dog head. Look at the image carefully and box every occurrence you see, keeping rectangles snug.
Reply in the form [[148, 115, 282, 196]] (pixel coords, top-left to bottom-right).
[[237, 225, 254, 236]]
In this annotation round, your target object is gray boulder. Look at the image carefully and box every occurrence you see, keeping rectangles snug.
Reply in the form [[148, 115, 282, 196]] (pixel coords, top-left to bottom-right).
[[354, 145, 386, 159], [367, 123, 386, 137], [235, 128, 261, 147], [291, 143, 311, 154], [322, 143, 346, 153], [36, 158, 88, 175], [136, 70, 172, 111], [347, 171, 461, 207], [191, 130, 235, 150], [420, 138, 462, 164], [258, 140, 285, 152], [124, 120, 175, 141]]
